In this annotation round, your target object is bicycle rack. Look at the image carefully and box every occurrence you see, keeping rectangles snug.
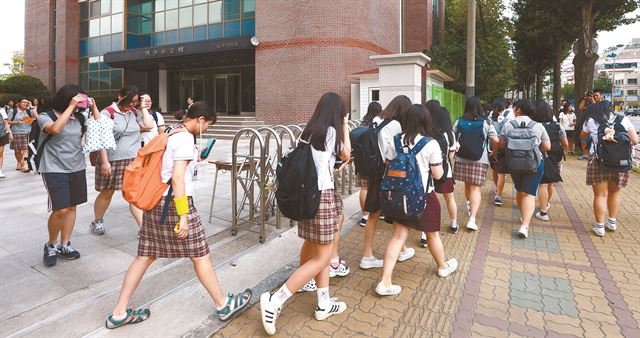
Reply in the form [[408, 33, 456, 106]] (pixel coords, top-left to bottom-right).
[[253, 127, 283, 231]]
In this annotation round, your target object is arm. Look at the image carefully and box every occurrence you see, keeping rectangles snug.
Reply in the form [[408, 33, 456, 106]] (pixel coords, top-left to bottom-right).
[[89, 98, 102, 120], [430, 164, 444, 181], [137, 97, 155, 130], [540, 140, 552, 152], [43, 95, 82, 135], [628, 128, 639, 145], [560, 137, 569, 150], [339, 118, 351, 162], [4, 120, 12, 142], [172, 160, 190, 239]]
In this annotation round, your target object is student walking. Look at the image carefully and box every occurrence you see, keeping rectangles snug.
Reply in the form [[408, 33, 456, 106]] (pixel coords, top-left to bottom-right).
[[106, 101, 252, 328], [453, 96, 499, 231], [90, 85, 155, 236], [488, 98, 509, 206], [356, 101, 382, 226], [559, 104, 576, 154], [579, 103, 639, 237], [0, 101, 13, 178], [375, 104, 457, 296], [8, 98, 38, 172], [534, 101, 568, 222], [38, 85, 102, 266], [497, 100, 550, 238], [260, 93, 351, 335]]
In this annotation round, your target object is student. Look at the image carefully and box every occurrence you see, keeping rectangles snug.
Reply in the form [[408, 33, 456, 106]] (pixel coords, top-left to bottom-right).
[[0, 101, 13, 178], [453, 96, 499, 231], [8, 98, 38, 172], [357, 101, 382, 226], [559, 104, 576, 154], [497, 100, 550, 238], [360, 95, 415, 270], [38, 85, 102, 266], [90, 86, 155, 236], [186, 97, 194, 109], [139, 93, 165, 147], [576, 93, 595, 160], [105, 101, 252, 328], [533, 101, 568, 222], [488, 98, 509, 206], [260, 93, 351, 335], [579, 103, 639, 237], [375, 104, 457, 296]]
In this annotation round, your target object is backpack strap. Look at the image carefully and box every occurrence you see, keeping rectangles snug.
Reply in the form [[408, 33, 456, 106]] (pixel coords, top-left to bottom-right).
[[510, 119, 519, 129], [34, 112, 58, 169], [376, 119, 391, 130], [411, 136, 431, 154], [151, 111, 159, 125], [104, 106, 116, 119], [393, 134, 403, 153], [613, 114, 624, 126], [159, 183, 173, 225], [526, 121, 537, 129]]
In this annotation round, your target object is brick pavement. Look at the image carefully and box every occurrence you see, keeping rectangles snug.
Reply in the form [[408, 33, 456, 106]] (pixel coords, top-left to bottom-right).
[[215, 157, 640, 337]]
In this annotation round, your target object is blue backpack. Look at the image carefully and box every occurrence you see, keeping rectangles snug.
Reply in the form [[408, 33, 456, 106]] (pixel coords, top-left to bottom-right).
[[380, 135, 431, 218], [456, 118, 487, 160]]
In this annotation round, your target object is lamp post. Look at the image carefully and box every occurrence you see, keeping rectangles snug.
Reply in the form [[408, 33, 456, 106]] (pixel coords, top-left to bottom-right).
[[607, 52, 617, 106]]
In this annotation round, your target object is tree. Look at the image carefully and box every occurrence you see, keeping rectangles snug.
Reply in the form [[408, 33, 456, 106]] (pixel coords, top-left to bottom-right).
[[2, 54, 24, 75], [562, 83, 575, 101], [593, 74, 613, 93], [0, 75, 48, 99]]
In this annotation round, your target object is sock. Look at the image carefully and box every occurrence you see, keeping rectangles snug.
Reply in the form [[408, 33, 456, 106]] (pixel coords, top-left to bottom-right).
[[216, 296, 229, 311], [273, 284, 292, 308], [451, 219, 458, 227], [330, 257, 340, 265], [363, 256, 375, 261], [362, 214, 369, 220], [317, 287, 331, 309], [421, 232, 427, 240], [608, 218, 616, 225], [469, 217, 476, 224], [596, 223, 605, 228]]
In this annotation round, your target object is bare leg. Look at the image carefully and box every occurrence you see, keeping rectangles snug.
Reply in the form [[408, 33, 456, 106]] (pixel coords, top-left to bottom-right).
[[111, 256, 156, 316], [592, 183, 608, 224], [332, 213, 344, 259], [0, 147, 4, 171], [538, 184, 549, 213], [14, 149, 21, 167], [606, 183, 621, 219], [469, 185, 482, 218], [443, 193, 458, 221], [497, 174, 506, 197], [547, 183, 554, 205], [47, 208, 72, 244], [363, 210, 381, 258], [380, 223, 409, 286], [94, 189, 115, 220], [59, 206, 77, 244], [300, 239, 312, 266], [191, 255, 228, 308], [285, 241, 333, 292], [129, 204, 143, 228], [359, 188, 367, 216], [519, 192, 536, 227], [426, 232, 446, 269], [464, 183, 471, 202]]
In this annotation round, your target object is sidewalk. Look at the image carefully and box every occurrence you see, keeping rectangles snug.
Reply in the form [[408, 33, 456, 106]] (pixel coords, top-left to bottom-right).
[[214, 156, 640, 337]]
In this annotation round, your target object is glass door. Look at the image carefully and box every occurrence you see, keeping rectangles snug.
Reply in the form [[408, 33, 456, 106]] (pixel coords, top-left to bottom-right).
[[214, 74, 241, 115]]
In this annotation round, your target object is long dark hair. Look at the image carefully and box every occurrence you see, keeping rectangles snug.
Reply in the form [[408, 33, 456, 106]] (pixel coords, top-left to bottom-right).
[[434, 107, 454, 143], [362, 101, 382, 125], [513, 99, 535, 118], [380, 95, 412, 123], [301, 92, 347, 152], [491, 98, 506, 121], [584, 102, 610, 125], [533, 100, 554, 123], [462, 96, 485, 120], [402, 104, 433, 146]]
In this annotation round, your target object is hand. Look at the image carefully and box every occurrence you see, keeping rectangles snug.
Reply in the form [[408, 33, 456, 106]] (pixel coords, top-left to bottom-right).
[[69, 94, 84, 109], [343, 115, 349, 125], [8, 133, 13, 143], [176, 215, 189, 239], [337, 159, 351, 172], [99, 162, 112, 177]]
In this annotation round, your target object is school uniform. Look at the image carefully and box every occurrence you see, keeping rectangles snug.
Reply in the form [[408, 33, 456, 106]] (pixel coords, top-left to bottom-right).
[[9, 109, 33, 150], [297, 127, 344, 245], [363, 119, 402, 213], [452, 119, 497, 186], [434, 132, 456, 194]]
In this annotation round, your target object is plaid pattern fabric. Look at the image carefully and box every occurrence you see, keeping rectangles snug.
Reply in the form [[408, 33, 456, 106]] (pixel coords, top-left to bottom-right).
[[586, 154, 629, 188], [356, 175, 368, 188], [138, 197, 209, 258], [95, 158, 133, 191], [298, 189, 343, 244], [453, 161, 488, 186], [10, 133, 29, 150]]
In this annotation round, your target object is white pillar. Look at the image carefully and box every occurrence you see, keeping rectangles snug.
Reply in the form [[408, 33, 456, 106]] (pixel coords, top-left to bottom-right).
[[370, 52, 431, 108], [350, 83, 361, 119], [158, 69, 168, 112]]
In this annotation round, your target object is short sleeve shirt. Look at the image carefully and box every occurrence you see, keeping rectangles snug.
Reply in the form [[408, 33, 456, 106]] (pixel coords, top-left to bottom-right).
[[582, 113, 635, 154], [0, 107, 8, 120], [161, 130, 198, 196], [140, 111, 165, 144], [386, 134, 443, 193], [559, 112, 576, 131], [103, 103, 144, 161], [500, 116, 550, 160], [37, 111, 88, 173], [311, 127, 340, 191], [378, 120, 403, 161], [452, 119, 497, 165], [9, 109, 33, 134]]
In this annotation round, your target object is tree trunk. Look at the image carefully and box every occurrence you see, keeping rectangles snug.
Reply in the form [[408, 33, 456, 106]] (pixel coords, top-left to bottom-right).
[[573, 0, 599, 102], [536, 70, 544, 101], [553, 44, 562, 113]]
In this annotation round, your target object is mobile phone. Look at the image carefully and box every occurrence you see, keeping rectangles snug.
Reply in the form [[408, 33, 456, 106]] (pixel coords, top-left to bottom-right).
[[76, 93, 89, 109], [200, 138, 216, 160]]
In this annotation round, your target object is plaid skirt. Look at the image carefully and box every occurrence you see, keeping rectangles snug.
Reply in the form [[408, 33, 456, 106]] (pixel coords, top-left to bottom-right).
[[356, 175, 368, 189], [10, 133, 29, 150], [298, 189, 343, 244], [138, 197, 209, 258], [586, 154, 629, 188], [95, 158, 133, 191], [454, 161, 489, 186]]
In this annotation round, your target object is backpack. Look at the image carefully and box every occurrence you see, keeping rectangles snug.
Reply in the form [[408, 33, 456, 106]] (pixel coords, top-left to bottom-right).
[[122, 128, 186, 212], [543, 121, 564, 163], [275, 138, 321, 221], [10, 108, 31, 121], [150, 111, 159, 126], [380, 135, 431, 218], [540, 153, 562, 184], [595, 115, 632, 173], [349, 119, 391, 181], [456, 118, 487, 161], [506, 120, 540, 174], [27, 111, 86, 172], [431, 129, 449, 184]]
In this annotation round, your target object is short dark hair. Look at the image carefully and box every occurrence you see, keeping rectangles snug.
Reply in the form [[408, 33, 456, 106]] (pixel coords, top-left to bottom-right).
[[186, 101, 217, 123], [463, 96, 485, 120], [533, 100, 554, 123], [362, 101, 382, 124], [593, 88, 603, 94], [492, 98, 506, 113], [513, 99, 535, 117], [50, 84, 85, 112]]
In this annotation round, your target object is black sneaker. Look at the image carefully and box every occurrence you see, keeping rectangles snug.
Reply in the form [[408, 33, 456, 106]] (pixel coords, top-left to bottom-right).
[[450, 222, 459, 234], [43, 243, 57, 266], [56, 242, 81, 260], [420, 238, 427, 248]]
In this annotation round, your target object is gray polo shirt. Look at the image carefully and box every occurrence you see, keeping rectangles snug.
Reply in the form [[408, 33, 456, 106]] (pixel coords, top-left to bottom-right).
[[9, 108, 33, 134], [103, 104, 143, 161], [37, 111, 87, 173]]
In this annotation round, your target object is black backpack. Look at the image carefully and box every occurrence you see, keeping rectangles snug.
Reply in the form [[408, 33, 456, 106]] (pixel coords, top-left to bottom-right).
[[596, 115, 632, 173], [349, 119, 391, 181], [431, 129, 450, 184], [275, 139, 320, 221], [543, 121, 564, 163]]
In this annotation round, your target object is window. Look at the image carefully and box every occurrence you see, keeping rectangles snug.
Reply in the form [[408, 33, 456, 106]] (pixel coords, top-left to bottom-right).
[[100, 16, 111, 35], [155, 0, 165, 11], [179, 27, 193, 42], [179, 6, 192, 28], [224, 21, 240, 37], [80, 21, 89, 38], [194, 25, 207, 40], [628, 78, 638, 85], [165, 0, 178, 10], [90, 1, 101, 18], [112, 13, 123, 33], [111, 33, 123, 51], [179, 0, 193, 7], [165, 9, 178, 30], [89, 18, 100, 37], [209, 1, 222, 24], [371, 89, 380, 102], [193, 4, 208, 26], [224, 0, 241, 20], [112, 0, 124, 13], [243, 0, 255, 17], [165, 29, 178, 44], [100, 0, 110, 15], [208, 24, 222, 38], [151, 32, 165, 46], [155, 12, 165, 31], [242, 19, 254, 36], [628, 90, 638, 96]]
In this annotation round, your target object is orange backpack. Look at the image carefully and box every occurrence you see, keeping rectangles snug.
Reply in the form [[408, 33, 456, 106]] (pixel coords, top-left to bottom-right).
[[123, 128, 185, 211]]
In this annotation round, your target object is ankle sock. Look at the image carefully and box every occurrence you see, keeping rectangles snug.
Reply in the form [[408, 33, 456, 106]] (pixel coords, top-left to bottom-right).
[[596, 223, 605, 228], [273, 284, 292, 308], [451, 220, 458, 227], [608, 218, 616, 225], [468, 217, 476, 224], [317, 287, 331, 308]]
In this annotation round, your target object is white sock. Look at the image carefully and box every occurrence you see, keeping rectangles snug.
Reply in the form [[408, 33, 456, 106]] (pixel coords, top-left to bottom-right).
[[317, 287, 331, 308], [451, 219, 458, 227], [469, 217, 476, 224], [273, 284, 292, 308], [330, 257, 340, 265], [421, 232, 427, 240], [608, 218, 616, 224], [216, 296, 229, 311]]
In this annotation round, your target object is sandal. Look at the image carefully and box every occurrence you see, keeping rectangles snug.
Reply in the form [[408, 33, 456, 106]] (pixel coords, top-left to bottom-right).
[[217, 288, 252, 321], [105, 308, 150, 329]]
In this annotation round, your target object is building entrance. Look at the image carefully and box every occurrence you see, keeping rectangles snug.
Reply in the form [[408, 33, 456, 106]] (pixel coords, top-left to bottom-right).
[[215, 74, 241, 115]]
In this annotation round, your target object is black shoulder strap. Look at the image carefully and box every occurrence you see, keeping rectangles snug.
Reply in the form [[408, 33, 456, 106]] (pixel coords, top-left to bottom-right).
[[613, 114, 624, 125], [151, 111, 159, 125], [34, 112, 58, 165], [376, 119, 391, 130]]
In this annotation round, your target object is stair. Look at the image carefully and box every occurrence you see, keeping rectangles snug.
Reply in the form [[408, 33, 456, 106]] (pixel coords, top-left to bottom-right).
[[162, 114, 267, 140]]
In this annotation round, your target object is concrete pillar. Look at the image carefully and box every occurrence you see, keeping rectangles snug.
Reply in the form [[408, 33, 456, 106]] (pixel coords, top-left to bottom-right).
[[158, 69, 168, 112], [370, 53, 430, 108]]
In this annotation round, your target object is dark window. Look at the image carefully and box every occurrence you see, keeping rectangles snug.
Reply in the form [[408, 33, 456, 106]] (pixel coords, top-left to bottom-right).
[[243, 0, 255, 17], [628, 90, 638, 96], [90, 1, 101, 18], [208, 24, 223, 39], [371, 89, 380, 102], [224, 0, 240, 20], [242, 18, 255, 36], [628, 78, 638, 85], [151, 32, 165, 46]]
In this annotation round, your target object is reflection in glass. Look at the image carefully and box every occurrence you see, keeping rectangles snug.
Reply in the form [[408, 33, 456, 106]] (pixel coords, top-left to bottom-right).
[[100, 0, 110, 15], [208, 24, 222, 39], [100, 16, 111, 35], [112, 13, 123, 33], [242, 18, 254, 36], [88, 37, 100, 56], [112, 34, 123, 51], [179, 28, 193, 42], [165, 30, 178, 44], [80, 2, 89, 19], [224, 0, 240, 20], [155, 0, 164, 12], [80, 72, 89, 90], [155, 12, 165, 32], [208, 1, 222, 24], [243, 0, 255, 17], [80, 58, 88, 72], [165, 9, 178, 30], [179, 0, 193, 7], [179, 7, 192, 28], [80, 40, 88, 57], [80, 21, 89, 38], [194, 25, 207, 41], [112, 69, 123, 90], [100, 35, 111, 54], [89, 56, 100, 71], [165, 0, 178, 10], [112, 0, 124, 14], [89, 72, 100, 91], [193, 4, 207, 26], [224, 21, 240, 37], [100, 71, 111, 90], [151, 32, 165, 46], [89, 18, 100, 37], [90, 1, 100, 18]]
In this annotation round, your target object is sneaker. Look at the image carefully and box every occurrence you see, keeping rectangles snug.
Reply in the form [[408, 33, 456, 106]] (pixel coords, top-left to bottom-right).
[[518, 225, 529, 238], [375, 283, 402, 296], [420, 233, 427, 248], [466, 221, 478, 231], [260, 292, 280, 336], [494, 196, 503, 206], [437, 258, 458, 278], [466, 201, 471, 217], [314, 298, 347, 320], [593, 225, 605, 237], [450, 221, 459, 234], [359, 256, 383, 269], [578, 155, 588, 161], [329, 260, 350, 277], [217, 289, 252, 321], [56, 242, 80, 260], [606, 219, 617, 231], [297, 279, 317, 293], [90, 220, 106, 236], [43, 243, 57, 267], [0, 171, 5, 178], [535, 211, 550, 221], [397, 248, 415, 262], [359, 215, 369, 227]]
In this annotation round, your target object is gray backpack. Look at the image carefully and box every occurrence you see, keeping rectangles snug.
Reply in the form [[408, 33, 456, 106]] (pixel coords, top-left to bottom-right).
[[506, 120, 540, 173]]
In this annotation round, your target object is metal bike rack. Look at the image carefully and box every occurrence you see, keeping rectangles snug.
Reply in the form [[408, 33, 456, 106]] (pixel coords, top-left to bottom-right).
[[253, 127, 283, 231]]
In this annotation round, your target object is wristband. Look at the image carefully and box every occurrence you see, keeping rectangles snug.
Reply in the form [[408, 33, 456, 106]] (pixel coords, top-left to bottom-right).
[[173, 196, 189, 216], [580, 138, 590, 143]]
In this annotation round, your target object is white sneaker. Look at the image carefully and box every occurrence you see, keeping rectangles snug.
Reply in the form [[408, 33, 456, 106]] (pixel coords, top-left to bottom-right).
[[397, 248, 415, 262], [437, 258, 458, 278], [360, 256, 383, 269], [329, 260, 350, 277], [518, 225, 529, 238], [0, 171, 5, 178], [314, 298, 347, 320], [535, 212, 550, 221], [375, 283, 402, 296], [466, 221, 478, 231], [593, 225, 605, 237], [260, 292, 280, 336], [606, 219, 617, 231], [297, 279, 317, 293]]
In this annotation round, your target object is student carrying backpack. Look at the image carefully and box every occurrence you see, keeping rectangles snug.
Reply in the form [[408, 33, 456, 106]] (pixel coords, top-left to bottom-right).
[[543, 121, 565, 163], [456, 118, 487, 160], [275, 138, 320, 221], [506, 120, 540, 173], [350, 119, 391, 181], [595, 115, 633, 172]]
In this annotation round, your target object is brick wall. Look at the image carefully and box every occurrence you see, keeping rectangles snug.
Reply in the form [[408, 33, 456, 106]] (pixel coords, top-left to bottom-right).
[[54, 0, 80, 92], [24, 0, 54, 91], [403, 0, 433, 53], [254, 0, 401, 125]]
